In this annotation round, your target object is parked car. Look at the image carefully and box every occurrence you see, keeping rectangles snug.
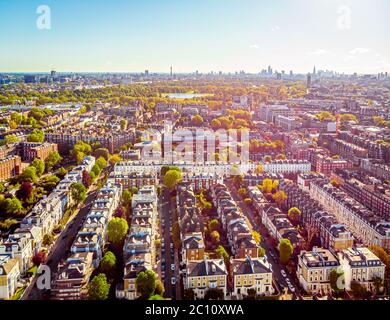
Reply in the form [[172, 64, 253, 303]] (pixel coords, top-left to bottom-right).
[[281, 270, 287, 278], [171, 264, 175, 271], [171, 277, 176, 285]]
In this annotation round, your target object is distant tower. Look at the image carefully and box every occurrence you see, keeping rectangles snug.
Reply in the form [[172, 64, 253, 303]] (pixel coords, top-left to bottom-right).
[[170, 66, 173, 77], [307, 73, 312, 88], [145, 69, 149, 77], [268, 66, 272, 75], [313, 66, 316, 75]]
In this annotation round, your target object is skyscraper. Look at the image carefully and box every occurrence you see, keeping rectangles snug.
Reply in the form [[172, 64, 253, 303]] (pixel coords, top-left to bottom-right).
[[313, 66, 316, 75], [170, 66, 173, 77]]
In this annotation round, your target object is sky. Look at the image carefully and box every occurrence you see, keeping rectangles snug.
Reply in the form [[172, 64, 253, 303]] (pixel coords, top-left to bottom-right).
[[0, 0, 389, 74]]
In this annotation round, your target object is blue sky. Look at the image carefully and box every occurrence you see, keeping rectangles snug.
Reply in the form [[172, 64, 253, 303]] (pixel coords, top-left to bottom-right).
[[0, 0, 389, 73]]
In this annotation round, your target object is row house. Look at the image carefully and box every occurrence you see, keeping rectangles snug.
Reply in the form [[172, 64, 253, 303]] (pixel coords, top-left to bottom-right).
[[211, 183, 258, 259], [71, 184, 122, 267], [232, 255, 274, 299], [0, 255, 20, 299], [21, 142, 58, 161], [52, 181, 121, 300], [0, 233, 34, 275], [182, 172, 221, 191], [282, 181, 353, 251], [243, 172, 284, 188], [260, 159, 311, 174], [297, 246, 385, 295], [108, 171, 158, 190], [118, 185, 158, 300], [176, 183, 204, 262], [0, 155, 21, 182], [51, 252, 94, 300], [310, 179, 390, 250], [185, 257, 228, 300]]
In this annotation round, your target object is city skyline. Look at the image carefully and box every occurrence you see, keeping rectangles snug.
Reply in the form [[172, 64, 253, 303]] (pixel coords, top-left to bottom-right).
[[1, 0, 390, 74]]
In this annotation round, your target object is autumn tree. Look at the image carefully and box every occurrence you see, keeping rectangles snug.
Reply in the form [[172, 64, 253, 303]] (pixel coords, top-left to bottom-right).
[[279, 238, 293, 264], [107, 217, 129, 245]]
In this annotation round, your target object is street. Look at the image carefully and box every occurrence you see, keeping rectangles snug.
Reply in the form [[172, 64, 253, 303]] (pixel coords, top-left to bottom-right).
[[23, 188, 98, 300], [225, 179, 302, 299]]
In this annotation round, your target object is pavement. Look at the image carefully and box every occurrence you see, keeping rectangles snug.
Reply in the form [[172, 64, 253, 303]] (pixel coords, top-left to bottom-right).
[[23, 187, 99, 300], [225, 179, 302, 300]]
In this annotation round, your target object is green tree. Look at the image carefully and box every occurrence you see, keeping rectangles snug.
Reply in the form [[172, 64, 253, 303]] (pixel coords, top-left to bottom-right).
[[107, 218, 128, 245], [96, 157, 107, 170], [215, 245, 230, 264], [154, 279, 165, 297], [4, 197, 23, 216], [31, 158, 45, 177], [163, 169, 182, 190], [330, 268, 344, 293], [372, 276, 383, 294], [109, 154, 121, 166], [19, 166, 38, 183], [288, 207, 301, 224], [122, 189, 132, 207], [45, 151, 62, 172], [70, 182, 87, 203], [136, 270, 157, 299], [4, 134, 20, 145], [99, 251, 117, 277], [279, 238, 293, 264], [27, 129, 45, 142], [149, 294, 164, 300], [93, 148, 110, 160], [91, 164, 101, 177], [210, 230, 220, 245], [208, 219, 220, 232], [88, 273, 110, 300], [258, 246, 266, 257]]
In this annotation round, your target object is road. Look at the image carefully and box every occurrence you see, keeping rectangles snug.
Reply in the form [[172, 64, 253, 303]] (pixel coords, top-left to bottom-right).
[[225, 179, 302, 299], [23, 188, 98, 300], [160, 189, 182, 300]]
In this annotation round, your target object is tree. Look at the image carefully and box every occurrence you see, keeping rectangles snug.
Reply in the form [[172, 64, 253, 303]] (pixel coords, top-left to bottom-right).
[[154, 279, 165, 297], [351, 281, 369, 299], [215, 245, 230, 264], [32, 251, 46, 266], [31, 158, 45, 177], [372, 276, 383, 294], [259, 178, 276, 194], [272, 190, 287, 205], [96, 156, 107, 169], [88, 273, 110, 300], [120, 119, 128, 130], [204, 288, 224, 300], [43, 233, 54, 246], [45, 151, 62, 172], [4, 134, 20, 145], [330, 268, 344, 293], [108, 154, 121, 166], [279, 238, 293, 264], [210, 230, 220, 245], [39, 175, 60, 192], [255, 165, 264, 174], [330, 179, 340, 188], [275, 154, 286, 160], [82, 170, 92, 188], [163, 169, 182, 190], [27, 129, 44, 142], [71, 141, 92, 164], [4, 197, 23, 215], [122, 189, 132, 207], [191, 114, 204, 126], [91, 164, 101, 178], [172, 222, 181, 250], [136, 270, 157, 299], [16, 182, 33, 201], [93, 148, 110, 160], [288, 207, 301, 224], [252, 231, 261, 245], [238, 187, 248, 198], [107, 218, 128, 245], [99, 251, 117, 277], [264, 155, 272, 163], [149, 294, 164, 300], [258, 246, 266, 257], [184, 288, 195, 300], [55, 166, 67, 179], [208, 219, 220, 232], [19, 166, 38, 183], [70, 182, 87, 203]]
